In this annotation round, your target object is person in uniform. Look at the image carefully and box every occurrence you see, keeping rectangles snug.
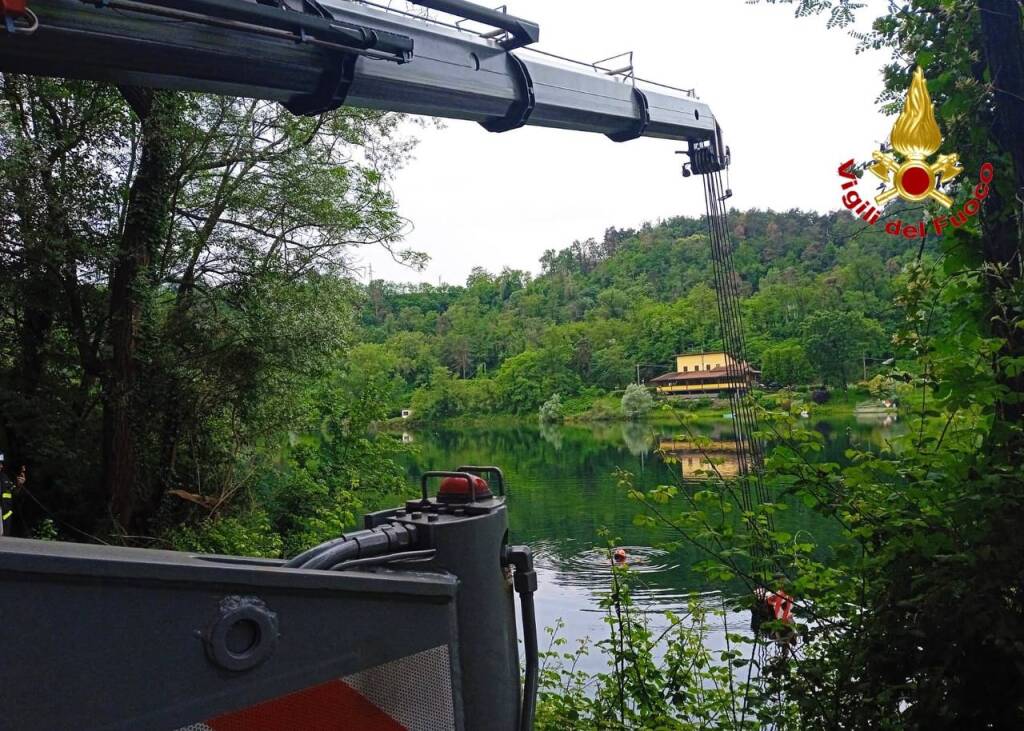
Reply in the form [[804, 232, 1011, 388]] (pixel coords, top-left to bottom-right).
[[0, 453, 25, 536]]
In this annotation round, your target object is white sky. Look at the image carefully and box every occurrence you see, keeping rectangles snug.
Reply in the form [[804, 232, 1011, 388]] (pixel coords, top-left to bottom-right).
[[358, 0, 893, 285]]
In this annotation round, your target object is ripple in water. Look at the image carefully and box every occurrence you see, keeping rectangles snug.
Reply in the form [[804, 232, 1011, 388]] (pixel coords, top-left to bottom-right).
[[530, 539, 722, 615], [534, 541, 676, 580]]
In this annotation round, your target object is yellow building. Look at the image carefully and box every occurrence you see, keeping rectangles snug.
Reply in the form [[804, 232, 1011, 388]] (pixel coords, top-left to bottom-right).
[[649, 351, 757, 395]]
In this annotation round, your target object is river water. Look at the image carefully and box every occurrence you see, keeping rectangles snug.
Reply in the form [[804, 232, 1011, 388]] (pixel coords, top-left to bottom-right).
[[397, 414, 897, 673]]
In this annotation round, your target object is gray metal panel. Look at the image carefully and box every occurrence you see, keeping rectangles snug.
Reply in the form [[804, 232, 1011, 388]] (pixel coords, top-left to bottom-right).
[[645, 87, 716, 141], [522, 58, 715, 140], [0, 538, 460, 731], [325, 0, 519, 122]]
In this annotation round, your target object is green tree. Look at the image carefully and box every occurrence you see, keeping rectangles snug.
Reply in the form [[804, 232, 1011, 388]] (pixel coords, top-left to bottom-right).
[[760, 341, 815, 386], [410, 367, 463, 421], [651, 1, 1024, 726], [538, 394, 564, 423], [495, 348, 581, 414], [620, 384, 654, 420], [801, 309, 883, 387], [0, 77, 413, 536]]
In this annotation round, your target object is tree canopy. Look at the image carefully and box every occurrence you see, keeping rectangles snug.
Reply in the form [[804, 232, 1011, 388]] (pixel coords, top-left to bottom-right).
[[0, 77, 415, 539]]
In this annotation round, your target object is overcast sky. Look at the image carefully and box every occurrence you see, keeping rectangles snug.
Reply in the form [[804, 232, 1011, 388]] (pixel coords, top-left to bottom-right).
[[358, 0, 893, 285]]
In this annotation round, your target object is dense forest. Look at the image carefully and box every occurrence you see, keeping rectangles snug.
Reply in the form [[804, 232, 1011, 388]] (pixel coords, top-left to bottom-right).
[[356, 207, 914, 420]]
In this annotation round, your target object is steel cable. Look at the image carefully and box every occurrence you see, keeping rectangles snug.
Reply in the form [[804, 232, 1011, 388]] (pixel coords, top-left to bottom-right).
[[699, 168, 776, 576]]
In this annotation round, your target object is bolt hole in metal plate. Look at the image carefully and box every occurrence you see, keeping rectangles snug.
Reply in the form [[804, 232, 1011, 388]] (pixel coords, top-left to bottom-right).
[[205, 596, 279, 672], [226, 618, 261, 655]]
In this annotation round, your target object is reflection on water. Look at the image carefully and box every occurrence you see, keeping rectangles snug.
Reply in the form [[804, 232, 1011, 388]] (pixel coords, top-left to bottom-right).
[[400, 415, 898, 670], [659, 438, 741, 479]]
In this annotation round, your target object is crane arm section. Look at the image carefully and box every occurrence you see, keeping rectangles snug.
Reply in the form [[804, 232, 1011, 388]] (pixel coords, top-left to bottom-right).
[[0, 0, 725, 156]]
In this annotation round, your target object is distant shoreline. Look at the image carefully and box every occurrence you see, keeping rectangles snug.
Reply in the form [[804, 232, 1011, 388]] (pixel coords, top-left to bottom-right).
[[379, 400, 874, 431]]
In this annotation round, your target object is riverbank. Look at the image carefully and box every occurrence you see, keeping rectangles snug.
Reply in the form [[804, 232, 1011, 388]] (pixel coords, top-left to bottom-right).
[[381, 385, 884, 431]]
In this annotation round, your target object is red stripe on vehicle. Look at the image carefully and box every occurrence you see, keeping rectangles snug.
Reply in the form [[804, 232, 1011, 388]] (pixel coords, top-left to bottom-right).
[[207, 679, 406, 731]]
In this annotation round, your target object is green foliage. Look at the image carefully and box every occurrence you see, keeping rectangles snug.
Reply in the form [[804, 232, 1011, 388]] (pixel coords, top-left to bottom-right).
[[0, 76, 415, 539], [621, 3, 1024, 726], [572, 401, 619, 422], [410, 367, 463, 421], [496, 348, 582, 414], [167, 361, 411, 558], [410, 367, 499, 421], [620, 384, 654, 419], [761, 341, 815, 386], [801, 309, 884, 388], [538, 394, 565, 424], [359, 211, 921, 420], [168, 510, 284, 558], [33, 519, 58, 542], [536, 563, 794, 730]]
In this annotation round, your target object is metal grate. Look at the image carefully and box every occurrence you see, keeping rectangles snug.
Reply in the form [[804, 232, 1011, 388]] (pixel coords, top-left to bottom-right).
[[344, 645, 455, 731]]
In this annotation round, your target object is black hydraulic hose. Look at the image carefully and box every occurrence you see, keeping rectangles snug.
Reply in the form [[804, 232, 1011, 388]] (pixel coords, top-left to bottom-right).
[[518, 589, 538, 731], [283, 534, 352, 568], [329, 548, 437, 571], [504, 545, 538, 731], [405, 0, 539, 49], [284, 522, 418, 570], [94, 0, 416, 57], [301, 538, 362, 570]]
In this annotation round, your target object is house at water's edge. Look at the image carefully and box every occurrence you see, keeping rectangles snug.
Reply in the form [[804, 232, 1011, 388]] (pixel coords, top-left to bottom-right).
[[649, 351, 759, 395]]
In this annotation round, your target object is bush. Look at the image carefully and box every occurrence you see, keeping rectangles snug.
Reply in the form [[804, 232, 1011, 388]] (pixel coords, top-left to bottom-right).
[[620, 383, 654, 419], [763, 390, 794, 411], [538, 393, 564, 423], [673, 399, 697, 412], [168, 509, 285, 558], [410, 367, 462, 420], [575, 402, 616, 422], [535, 567, 787, 729]]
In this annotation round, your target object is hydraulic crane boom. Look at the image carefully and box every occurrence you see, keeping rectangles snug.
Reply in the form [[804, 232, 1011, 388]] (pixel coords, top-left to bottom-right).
[[0, 0, 727, 163]]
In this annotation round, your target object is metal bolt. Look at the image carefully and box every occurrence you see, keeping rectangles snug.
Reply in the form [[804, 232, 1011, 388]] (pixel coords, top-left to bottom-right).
[[427, 514, 439, 522], [411, 512, 423, 519]]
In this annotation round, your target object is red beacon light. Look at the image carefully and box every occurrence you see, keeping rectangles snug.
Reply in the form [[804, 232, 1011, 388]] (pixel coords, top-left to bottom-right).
[[438, 473, 492, 503]]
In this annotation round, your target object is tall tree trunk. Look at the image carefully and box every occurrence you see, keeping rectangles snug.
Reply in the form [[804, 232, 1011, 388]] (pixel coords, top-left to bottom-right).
[[978, 0, 1024, 431], [103, 87, 178, 531], [978, 0, 1024, 263]]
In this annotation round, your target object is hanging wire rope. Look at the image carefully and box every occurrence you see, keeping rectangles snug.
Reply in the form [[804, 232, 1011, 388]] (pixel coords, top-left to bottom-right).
[[699, 165, 776, 565]]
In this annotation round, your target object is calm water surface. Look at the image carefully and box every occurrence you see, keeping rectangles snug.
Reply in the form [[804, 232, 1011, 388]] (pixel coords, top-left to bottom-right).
[[398, 415, 898, 671]]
